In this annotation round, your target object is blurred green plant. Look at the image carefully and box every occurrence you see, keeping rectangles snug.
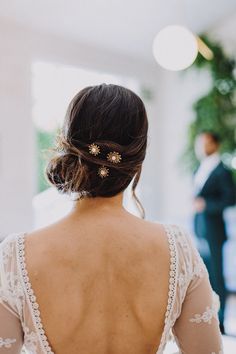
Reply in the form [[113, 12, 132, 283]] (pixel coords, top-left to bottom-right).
[[36, 129, 56, 193], [185, 35, 236, 172]]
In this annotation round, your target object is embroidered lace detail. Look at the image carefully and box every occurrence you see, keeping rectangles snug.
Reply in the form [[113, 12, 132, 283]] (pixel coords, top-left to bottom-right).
[[23, 324, 39, 353], [189, 304, 218, 324], [0, 236, 25, 317], [174, 227, 207, 306], [0, 337, 16, 348], [157, 224, 178, 353], [189, 290, 220, 325], [192, 258, 205, 278], [2, 241, 14, 266], [16, 234, 54, 354]]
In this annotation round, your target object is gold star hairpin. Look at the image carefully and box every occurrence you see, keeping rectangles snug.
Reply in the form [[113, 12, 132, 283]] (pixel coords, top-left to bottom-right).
[[107, 151, 122, 164], [88, 143, 122, 178], [98, 166, 109, 178], [88, 143, 100, 156]]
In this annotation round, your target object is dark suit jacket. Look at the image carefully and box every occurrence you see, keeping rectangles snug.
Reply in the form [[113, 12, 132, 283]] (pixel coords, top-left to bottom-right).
[[194, 162, 236, 244]]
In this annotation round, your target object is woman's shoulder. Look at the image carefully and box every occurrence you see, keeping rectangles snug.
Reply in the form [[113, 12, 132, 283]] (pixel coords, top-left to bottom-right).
[[164, 224, 208, 281], [163, 223, 197, 251], [139, 221, 196, 254]]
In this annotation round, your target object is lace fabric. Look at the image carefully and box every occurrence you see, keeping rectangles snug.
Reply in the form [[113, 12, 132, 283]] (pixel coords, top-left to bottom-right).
[[166, 225, 223, 354], [0, 225, 223, 354]]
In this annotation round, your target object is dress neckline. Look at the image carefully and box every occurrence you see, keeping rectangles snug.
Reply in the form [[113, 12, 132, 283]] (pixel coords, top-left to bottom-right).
[[157, 224, 178, 352], [16, 233, 54, 354], [15, 224, 178, 354]]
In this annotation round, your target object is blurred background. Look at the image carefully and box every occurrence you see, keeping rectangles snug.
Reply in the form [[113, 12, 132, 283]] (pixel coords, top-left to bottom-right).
[[0, 0, 236, 349]]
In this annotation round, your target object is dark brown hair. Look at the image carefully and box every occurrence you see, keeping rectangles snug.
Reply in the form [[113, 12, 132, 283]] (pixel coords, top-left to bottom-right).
[[46, 84, 148, 217], [200, 130, 221, 144]]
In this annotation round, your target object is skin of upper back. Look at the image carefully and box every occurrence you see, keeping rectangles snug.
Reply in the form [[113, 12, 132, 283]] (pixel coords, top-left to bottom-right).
[[24, 205, 170, 354]]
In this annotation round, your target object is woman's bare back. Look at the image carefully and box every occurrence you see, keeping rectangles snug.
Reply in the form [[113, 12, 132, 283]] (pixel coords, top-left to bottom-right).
[[25, 208, 170, 354]]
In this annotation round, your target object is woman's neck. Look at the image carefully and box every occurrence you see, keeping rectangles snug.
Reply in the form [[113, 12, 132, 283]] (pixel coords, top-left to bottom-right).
[[70, 192, 125, 217]]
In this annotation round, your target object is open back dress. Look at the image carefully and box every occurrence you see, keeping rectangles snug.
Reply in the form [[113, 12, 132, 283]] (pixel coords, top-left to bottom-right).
[[0, 224, 223, 354]]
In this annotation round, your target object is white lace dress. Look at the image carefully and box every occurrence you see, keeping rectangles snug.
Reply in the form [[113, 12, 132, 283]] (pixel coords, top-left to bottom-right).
[[0, 224, 223, 354]]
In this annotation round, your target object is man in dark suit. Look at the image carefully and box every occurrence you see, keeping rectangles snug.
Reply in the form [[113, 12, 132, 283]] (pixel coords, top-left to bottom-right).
[[193, 131, 235, 334]]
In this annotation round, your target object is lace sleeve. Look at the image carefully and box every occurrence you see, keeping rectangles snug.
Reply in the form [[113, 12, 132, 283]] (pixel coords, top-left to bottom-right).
[[0, 236, 24, 353], [0, 303, 23, 353], [172, 228, 223, 354]]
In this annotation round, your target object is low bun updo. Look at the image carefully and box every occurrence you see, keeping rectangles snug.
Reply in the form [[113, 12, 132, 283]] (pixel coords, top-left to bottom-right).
[[46, 84, 148, 217]]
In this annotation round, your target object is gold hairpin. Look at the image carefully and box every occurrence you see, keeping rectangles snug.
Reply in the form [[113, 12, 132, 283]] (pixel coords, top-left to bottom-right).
[[98, 166, 109, 178], [107, 151, 122, 164], [88, 143, 100, 156]]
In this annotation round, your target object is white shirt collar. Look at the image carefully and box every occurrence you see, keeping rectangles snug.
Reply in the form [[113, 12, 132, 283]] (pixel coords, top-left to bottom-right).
[[194, 152, 221, 193]]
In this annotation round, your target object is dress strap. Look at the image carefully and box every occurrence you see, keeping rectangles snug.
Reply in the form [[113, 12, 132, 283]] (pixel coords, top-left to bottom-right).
[[157, 224, 179, 353]]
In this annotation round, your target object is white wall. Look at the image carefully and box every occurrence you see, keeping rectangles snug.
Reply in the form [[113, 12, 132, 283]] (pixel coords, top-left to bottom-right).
[[0, 23, 34, 236], [210, 11, 236, 56], [140, 93, 164, 221], [155, 68, 211, 226]]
